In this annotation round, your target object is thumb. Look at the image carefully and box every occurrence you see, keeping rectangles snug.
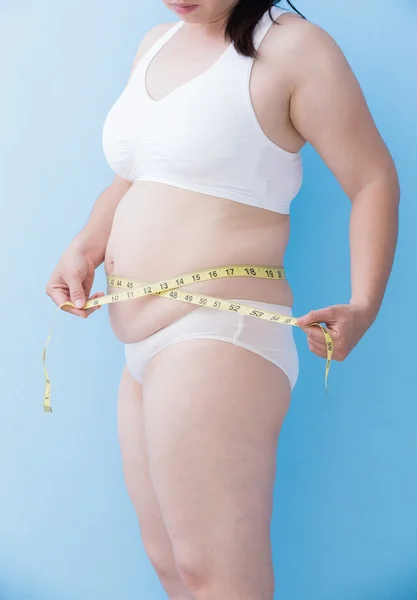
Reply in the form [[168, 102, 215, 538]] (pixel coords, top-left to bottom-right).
[[67, 274, 86, 309], [297, 306, 334, 327]]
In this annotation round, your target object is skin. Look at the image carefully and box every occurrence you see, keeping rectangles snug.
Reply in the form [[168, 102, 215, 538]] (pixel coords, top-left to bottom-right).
[[46, 1, 400, 598]]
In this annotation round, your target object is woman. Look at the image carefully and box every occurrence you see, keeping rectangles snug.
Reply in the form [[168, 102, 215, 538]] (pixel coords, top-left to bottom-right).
[[46, 0, 399, 598]]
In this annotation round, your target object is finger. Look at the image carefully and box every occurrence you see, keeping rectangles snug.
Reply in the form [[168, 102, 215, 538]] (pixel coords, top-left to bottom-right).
[[297, 306, 335, 327], [302, 326, 329, 345], [46, 286, 70, 308], [66, 273, 87, 309], [86, 291, 104, 304], [82, 269, 96, 300], [308, 340, 328, 359], [84, 292, 105, 318], [46, 286, 86, 318], [61, 304, 88, 319]]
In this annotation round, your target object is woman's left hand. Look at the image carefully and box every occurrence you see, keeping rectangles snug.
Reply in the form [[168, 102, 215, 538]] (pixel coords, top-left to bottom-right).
[[296, 303, 374, 362]]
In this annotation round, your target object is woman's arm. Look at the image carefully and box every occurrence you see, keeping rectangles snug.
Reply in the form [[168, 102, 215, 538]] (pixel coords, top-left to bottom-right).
[[46, 176, 132, 317], [287, 20, 400, 360]]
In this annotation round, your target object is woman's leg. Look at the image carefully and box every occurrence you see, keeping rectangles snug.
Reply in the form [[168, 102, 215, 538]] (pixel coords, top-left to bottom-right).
[[142, 339, 292, 600], [117, 366, 195, 600]]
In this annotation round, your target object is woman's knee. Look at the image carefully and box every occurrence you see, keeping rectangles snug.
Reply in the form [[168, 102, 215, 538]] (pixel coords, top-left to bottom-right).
[[173, 540, 274, 599], [173, 544, 211, 595], [143, 539, 188, 596], [145, 543, 174, 581]]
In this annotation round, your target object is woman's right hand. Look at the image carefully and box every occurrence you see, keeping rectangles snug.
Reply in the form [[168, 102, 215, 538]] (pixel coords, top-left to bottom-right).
[[46, 245, 105, 318]]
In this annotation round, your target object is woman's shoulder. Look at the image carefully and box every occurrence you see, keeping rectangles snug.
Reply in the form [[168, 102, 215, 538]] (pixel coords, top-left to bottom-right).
[[269, 9, 348, 80], [271, 10, 342, 62], [130, 21, 178, 72]]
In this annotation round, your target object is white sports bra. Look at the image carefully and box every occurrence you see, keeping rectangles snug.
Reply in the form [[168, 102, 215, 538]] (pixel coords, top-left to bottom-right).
[[102, 6, 303, 214]]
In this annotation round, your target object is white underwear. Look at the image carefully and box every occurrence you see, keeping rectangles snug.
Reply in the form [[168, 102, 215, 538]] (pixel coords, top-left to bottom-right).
[[125, 298, 299, 390]]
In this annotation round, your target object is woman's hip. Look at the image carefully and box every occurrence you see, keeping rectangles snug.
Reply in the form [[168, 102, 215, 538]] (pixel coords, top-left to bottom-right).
[[124, 297, 299, 391]]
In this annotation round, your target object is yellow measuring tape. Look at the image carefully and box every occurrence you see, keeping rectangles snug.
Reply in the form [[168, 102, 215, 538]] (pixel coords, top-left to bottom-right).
[[43, 264, 333, 413]]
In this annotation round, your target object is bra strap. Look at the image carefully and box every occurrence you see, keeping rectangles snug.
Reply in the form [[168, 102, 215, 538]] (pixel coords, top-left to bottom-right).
[[143, 20, 184, 62], [253, 6, 287, 51]]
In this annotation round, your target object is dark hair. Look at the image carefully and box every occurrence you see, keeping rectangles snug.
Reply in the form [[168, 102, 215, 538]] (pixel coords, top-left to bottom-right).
[[225, 0, 305, 59]]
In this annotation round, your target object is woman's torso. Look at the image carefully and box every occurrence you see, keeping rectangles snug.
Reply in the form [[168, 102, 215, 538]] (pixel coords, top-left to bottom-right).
[[103, 7, 305, 343]]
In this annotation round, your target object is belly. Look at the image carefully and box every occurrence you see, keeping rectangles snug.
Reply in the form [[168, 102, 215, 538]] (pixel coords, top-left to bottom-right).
[[104, 181, 293, 343]]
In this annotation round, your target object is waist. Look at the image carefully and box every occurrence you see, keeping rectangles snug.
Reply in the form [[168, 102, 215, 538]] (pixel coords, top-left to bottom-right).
[[105, 263, 294, 344]]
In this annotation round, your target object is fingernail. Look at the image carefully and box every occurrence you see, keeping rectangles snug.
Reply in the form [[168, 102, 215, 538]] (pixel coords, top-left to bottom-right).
[[75, 300, 84, 308]]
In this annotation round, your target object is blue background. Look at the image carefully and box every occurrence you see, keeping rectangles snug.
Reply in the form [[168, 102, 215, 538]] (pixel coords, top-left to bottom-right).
[[1, 0, 416, 598]]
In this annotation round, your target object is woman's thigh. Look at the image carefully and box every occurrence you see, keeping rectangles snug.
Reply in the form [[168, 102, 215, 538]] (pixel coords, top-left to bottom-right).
[[142, 339, 292, 594], [117, 366, 184, 584]]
